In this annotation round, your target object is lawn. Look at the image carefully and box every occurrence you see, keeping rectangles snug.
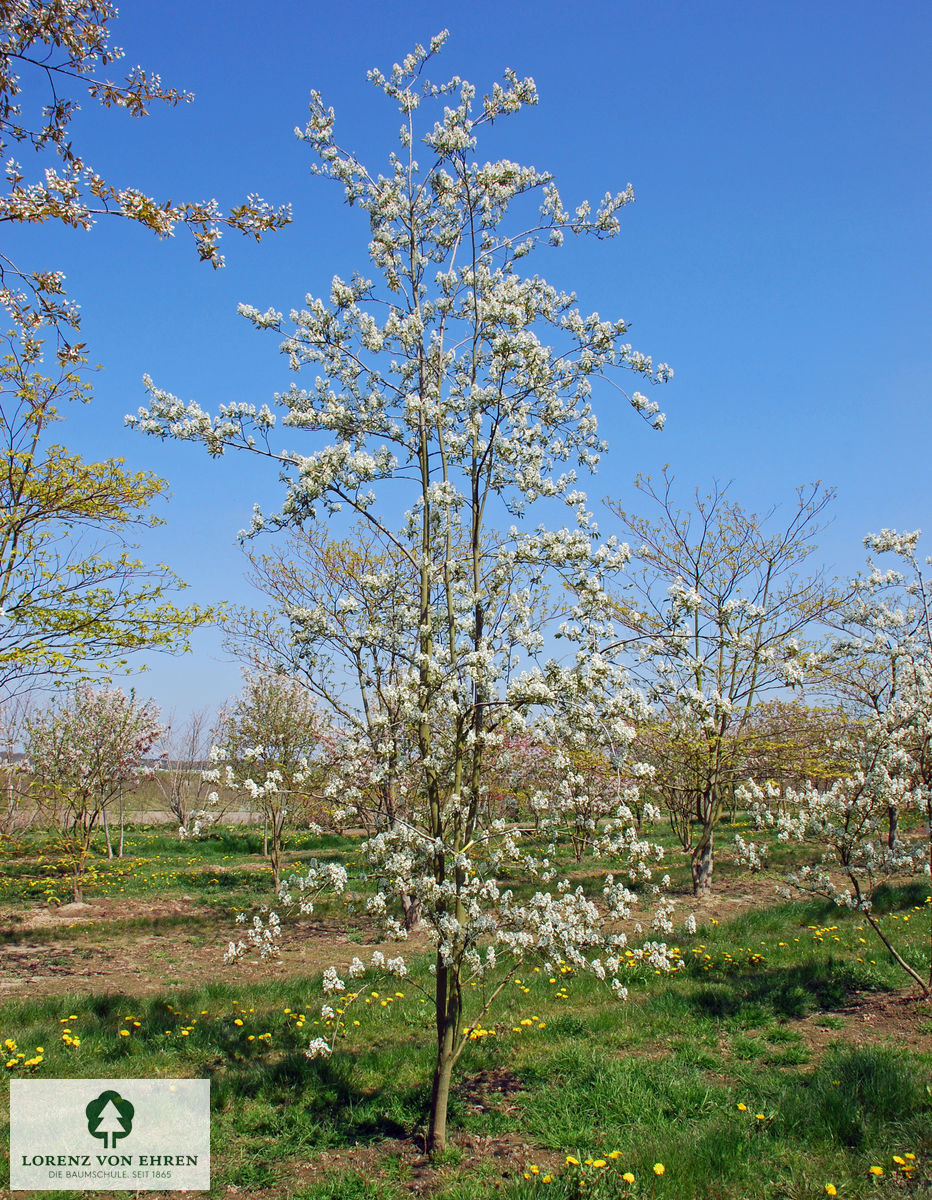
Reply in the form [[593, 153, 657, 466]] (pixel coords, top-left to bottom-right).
[[1, 824, 930, 1199]]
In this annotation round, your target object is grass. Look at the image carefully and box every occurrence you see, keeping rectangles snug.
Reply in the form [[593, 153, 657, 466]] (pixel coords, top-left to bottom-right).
[[1, 822, 931, 1198]]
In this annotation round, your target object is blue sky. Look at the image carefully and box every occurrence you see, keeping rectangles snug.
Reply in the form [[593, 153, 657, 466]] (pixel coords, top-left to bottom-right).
[[9, 0, 930, 721]]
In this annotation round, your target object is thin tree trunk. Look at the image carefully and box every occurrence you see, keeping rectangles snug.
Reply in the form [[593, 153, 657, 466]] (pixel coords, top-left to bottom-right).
[[401, 892, 420, 931], [427, 960, 461, 1156], [118, 791, 125, 858], [102, 804, 113, 860], [691, 824, 715, 895], [887, 803, 899, 849]]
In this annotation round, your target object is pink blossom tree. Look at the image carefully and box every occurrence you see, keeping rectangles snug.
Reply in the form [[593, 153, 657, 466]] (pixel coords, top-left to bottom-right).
[[25, 685, 161, 901]]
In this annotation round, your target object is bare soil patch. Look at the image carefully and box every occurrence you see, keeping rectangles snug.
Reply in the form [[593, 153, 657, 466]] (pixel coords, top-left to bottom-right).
[[798, 988, 932, 1056], [0, 896, 423, 999]]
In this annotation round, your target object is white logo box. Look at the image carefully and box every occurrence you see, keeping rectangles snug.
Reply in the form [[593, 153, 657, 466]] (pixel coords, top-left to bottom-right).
[[10, 1079, 210, 1191]]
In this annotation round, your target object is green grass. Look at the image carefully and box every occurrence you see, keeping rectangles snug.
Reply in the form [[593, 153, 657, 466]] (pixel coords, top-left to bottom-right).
[[1, 823, 931, 1198]]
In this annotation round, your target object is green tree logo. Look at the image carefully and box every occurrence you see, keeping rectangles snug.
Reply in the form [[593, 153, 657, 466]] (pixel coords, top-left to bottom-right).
[[86, 1090, 135, 1148]]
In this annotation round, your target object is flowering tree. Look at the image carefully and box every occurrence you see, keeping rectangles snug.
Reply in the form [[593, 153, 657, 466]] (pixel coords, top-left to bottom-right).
[[1, 0, 289, 344], [207, 674, 321, 888], [130, 34, 678, 1154], [748, 530, 932, 994], [605, 471, 837, 894], [0, 692, 30, 835], [153, 708, 225, 838], [24, 685, 160, 901]]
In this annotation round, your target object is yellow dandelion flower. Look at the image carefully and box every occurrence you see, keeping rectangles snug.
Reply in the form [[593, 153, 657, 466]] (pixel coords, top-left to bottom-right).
[[530, 1165, 539, 1174], [566, 1156, 580, 1166], [869, 1166, 883, 1176], [119, 1030, 130, 1037], [893, 1156, 906, 1165], [737, 1102, 747, 1111], [608, 1151, 622, 1160], [623, 1172, 635, 1184], [592, 1159, 606, 1169], [653, 1163, 665, 1176], [825, 1186, 837, 1196]]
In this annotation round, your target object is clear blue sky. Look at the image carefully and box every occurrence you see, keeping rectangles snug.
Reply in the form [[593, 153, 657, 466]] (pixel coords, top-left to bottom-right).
[[9, 0, 930, 722]]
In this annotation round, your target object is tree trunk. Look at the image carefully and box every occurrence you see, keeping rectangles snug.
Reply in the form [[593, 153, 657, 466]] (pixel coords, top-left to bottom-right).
[[102, 805, 113, 859], [401, 892, 421, 931], [118, 791, 125, 858], [691, 826, 714, 895], [887, 803, 899, 849], [427, 960, 461, 1157]]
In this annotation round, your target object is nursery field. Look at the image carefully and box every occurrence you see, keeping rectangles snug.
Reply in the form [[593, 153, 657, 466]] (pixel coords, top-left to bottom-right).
[[1, 825, 931, 1200]]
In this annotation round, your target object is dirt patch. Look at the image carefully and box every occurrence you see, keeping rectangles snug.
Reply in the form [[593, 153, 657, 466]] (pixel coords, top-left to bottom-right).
[[281, 1130, 549, 1198], [0, 896, 425, 1000], [798, 988, 932, 1056]]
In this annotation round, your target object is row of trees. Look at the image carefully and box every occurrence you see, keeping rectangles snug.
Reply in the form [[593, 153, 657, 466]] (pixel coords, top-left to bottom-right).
[[5, 674, 323, 900]]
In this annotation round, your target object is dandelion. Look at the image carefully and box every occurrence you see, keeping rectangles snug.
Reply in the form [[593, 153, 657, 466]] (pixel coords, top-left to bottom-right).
[[869, 1166, 883, 1176], [653, 1163, 665, 1175], [566, 1156, 580, 1166], [119, 1030, 130, 1037], [737, 1102, 747, 1111], [623, 1172, 635, 1184], [825, 1187, 837, 1196], [893, 1156, 906, 1165], [592, 1160, 606, 1169]]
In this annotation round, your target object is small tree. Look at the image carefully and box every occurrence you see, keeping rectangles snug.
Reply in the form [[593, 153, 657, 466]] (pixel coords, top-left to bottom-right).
[[208, 675, 321, 889], [25, 685, 160, 901], [153, 709, 224, 838], [131, 34, 678, 1155], [606, 471, 837, 894], [748, 530, 932, 994]]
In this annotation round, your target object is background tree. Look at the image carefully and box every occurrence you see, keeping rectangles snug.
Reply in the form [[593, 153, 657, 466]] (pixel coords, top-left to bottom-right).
[[0, 0, 289, 702], [0, 0, 289, 345], [607, 471, 837, 894], [0, 327, 210, 697], [131, 34, 677, 1154], [207, 674, 321, 889], [748, 530, 932, 995], [24, 683, 160, 900], [153, 707, 224, 838], [0, 689, 30, 834], [737, 699, 855, 795]]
